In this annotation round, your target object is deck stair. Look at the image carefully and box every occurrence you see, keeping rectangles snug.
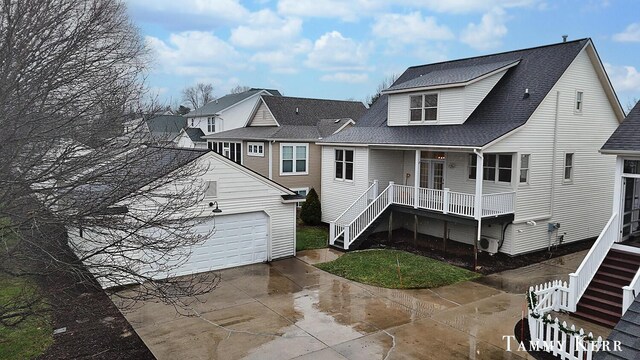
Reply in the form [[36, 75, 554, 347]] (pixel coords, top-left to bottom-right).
[[330, 208, 390, 251], [573, 248, 640, 327]]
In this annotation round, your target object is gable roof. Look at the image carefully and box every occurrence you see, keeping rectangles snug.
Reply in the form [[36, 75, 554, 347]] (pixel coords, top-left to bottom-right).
[[146, 115, 186, 141], [601, 101, 640, 154], [184, 128, 206, 143], [186, 88, 280, 117], [322, 39, 605, 148], [204, 96, 366, 141], [595, 294, 640, 360]]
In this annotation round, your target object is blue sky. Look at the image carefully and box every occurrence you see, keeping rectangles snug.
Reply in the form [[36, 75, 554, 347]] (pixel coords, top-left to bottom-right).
[[126, 0, 640, 110]]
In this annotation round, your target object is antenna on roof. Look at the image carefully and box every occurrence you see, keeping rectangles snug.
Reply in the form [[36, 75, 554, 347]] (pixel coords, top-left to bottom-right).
[[562, 35, 568, 43]]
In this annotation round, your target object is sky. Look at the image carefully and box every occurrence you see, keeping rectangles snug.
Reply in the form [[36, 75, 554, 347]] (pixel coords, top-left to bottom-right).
[[126, 0, 640, 110]]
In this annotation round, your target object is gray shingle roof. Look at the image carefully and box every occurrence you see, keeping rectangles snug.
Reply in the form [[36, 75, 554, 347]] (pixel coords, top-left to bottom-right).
[[323, 39, 592, 147], [205, 95, 365, 141], [146, 115, 186, 141], [595, 294, 640, 360], [386, 59, 519, 92], [186, 89, 280, 117], [185, 128, 205, 143], [601, 101, 640, 153]]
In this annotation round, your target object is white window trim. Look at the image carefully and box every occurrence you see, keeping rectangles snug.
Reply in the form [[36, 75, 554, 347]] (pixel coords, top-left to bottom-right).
[[207, 117, 216, 133], [574, 90, 584, 114], [519, 154, 531, 185], [563, 152, 574, 183], [408, 92, 439, 124], [212, 141, 243, 164], [334, 148, 355, 182], [468, 153, 514, 184], [290, 187, 309, 207], [280, 143, 309, 176], [247, 142, 265, 157]]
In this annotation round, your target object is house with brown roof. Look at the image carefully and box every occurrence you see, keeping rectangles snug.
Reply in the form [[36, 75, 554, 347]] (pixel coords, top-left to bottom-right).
[[204, 95, 366, 200]]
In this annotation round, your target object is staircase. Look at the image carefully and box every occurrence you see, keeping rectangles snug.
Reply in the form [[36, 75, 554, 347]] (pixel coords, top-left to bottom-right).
[[574, 248, 640, 327], [331, 208, 390, 251]]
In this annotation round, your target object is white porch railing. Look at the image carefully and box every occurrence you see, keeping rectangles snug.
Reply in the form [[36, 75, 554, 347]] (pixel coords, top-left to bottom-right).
[[482, 192, 516, 217], [330, 181, 378, 245], [448, 191, 475, 217], [623, 269, 640, 314], [568, 213, 619, 311], [528, 281, 604, 360], [342, 184, 393, 249]]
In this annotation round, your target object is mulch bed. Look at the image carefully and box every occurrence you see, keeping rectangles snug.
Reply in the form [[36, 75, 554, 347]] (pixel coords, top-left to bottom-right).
[[18, 224, 156, 360], [361, 229, 594, 275]]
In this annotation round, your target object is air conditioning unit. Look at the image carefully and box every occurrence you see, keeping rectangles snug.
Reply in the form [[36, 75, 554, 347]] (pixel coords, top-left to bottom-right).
[[479, 236, 500, 254]]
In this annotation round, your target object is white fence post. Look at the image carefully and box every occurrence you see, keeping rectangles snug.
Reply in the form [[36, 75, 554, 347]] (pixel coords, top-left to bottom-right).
[[329, 222, 335, 245], [373, 179, 379, 199], [568, 273, 578, 312], [388, 181, 395, 204], [344, 226, 350, 250], [443, 188, 450, 214]]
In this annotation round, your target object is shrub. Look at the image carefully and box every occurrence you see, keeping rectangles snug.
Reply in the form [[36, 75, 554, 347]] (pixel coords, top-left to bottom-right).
[[300, 188, 321, 225]]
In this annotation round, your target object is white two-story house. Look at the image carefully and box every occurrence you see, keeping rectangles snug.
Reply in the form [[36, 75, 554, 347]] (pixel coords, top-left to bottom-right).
[[319, 38, 625, 256]]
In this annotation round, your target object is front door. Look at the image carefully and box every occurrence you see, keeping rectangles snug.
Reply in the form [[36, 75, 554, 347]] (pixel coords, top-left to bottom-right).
[[622, 177, 640, 239], [420, 160, 445, 190]]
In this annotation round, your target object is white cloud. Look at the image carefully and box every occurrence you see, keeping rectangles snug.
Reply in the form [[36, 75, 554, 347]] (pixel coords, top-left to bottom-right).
[[277, 0, 385, 21], [127, 0, 250, 23], [403, 0, 538, 13], [372, 12, 454, 43], [320, 72, 369, 83], [305, 31, 371, 71], [146, 32, 244, 76], [613, 23, 640, 43], [230, 10, 303, 48], [251, 40, 312, 74], [460, 7, 508, 50], [605, 63, 640, 92]]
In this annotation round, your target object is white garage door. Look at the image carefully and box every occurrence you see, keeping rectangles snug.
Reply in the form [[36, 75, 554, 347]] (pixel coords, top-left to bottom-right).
[[174, 212, 269, 276]]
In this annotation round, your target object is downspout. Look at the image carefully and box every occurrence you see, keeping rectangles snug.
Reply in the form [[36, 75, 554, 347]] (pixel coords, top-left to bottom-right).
[[268, 141, 274, 179], [473, 149, 484, 270], [548, 91, 560, 251]]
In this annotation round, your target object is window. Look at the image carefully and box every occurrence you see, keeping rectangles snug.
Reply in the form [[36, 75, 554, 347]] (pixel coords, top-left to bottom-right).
[[205, 181, 217, 198], [247, 142, 264, 157], [211, 141, 242, 164], [281, 144, 307, 175], [190, 119, 195, 127], [520, 154, 530, 183], [291, 188, 308, 207], [624, 160, 640, 174], [564, 153, 574, 181], [335, 149, 354, 181], [409, 93, 438, 123], [468, 153, 512, 183], [207, 117, 215, 133], [575, 91, 583, 113]]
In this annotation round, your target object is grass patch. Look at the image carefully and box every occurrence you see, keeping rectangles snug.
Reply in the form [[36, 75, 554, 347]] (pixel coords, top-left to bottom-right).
[[296, 226, 328, 251], [316, 249, 480, 289]]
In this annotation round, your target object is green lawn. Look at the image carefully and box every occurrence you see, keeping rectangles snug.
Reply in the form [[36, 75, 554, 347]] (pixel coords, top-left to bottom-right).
[[296, 226, 329, 251], [316, 249, 480, 289], [0, 220, 53, 360]]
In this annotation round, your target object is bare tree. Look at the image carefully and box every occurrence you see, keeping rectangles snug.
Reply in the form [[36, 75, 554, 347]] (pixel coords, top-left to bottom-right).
[[0, 0, 217, 326], [229, 85, 251, 94], [182, 83, 215, 109], [626, 97, 639, 114], [366, 74, 399, 107]]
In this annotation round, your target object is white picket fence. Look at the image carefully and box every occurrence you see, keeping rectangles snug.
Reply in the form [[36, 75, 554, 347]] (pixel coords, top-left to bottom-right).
[[528, 281, 604, 360]]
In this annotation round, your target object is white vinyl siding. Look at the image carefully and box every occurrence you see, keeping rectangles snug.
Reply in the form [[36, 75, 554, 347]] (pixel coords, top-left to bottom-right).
[[387, 69, 508, 126], [321, 146, 369, 223], [485, 46, 619, 254]]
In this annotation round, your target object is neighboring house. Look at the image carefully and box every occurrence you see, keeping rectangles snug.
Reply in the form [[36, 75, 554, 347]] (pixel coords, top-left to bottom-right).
[[203, 95, 367, 199], [123, 114, 186, 145], [318, 38, 625, 256], [175, 128, 207, 149], [68, 146, 302, 286], [185, 88, 281, 136], [525, 101, 640, 348]]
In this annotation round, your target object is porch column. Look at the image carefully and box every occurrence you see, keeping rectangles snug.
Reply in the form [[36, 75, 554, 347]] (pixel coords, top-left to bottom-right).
[[612, 156, 624, 242], [414, 150, 420, 208], [474, 150, 484, 271]]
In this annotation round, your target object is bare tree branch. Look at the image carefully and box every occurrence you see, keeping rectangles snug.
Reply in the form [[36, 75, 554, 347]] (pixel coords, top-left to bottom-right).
[[181, 83, 214, 109]]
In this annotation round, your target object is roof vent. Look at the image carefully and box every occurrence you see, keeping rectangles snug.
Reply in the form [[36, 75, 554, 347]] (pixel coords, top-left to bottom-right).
[[562, 35, 568, 43], [334, 119, 341, 123], [295, 107, 299, 114], [523, 88, 530, 99]]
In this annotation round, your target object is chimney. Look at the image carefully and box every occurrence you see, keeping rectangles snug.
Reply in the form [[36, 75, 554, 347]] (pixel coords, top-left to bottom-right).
[[562, 35, 568, 43]]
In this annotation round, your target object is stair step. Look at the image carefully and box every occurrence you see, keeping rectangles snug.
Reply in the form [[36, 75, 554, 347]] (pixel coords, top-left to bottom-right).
[[579, 294, 622, 312], [602, 257, 640, 271], [608, 249, 640, 263], [589, 278, 624, 293], [573, 308, 619, 328], [599, 263, 638, 277], [594, 271, 635, 285], [583, 287, 623, 303]]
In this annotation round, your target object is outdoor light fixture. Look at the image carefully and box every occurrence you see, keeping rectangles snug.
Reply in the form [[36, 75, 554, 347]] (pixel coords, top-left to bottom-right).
[[209, 201, 222, 214]]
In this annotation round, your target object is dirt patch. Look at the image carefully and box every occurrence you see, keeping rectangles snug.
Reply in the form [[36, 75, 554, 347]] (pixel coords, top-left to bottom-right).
[[361, 229, 594, 275]]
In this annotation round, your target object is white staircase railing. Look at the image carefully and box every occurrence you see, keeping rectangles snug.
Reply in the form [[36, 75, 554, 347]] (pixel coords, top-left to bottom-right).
[[343, 184, 393, 249], [330, 181, 378, 245], [568, 213, 618, 311], [623, 268, 640, 314]]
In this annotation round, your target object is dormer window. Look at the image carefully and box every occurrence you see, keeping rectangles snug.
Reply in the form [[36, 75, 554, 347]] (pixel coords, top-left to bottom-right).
[[410, 93, 438, 123]]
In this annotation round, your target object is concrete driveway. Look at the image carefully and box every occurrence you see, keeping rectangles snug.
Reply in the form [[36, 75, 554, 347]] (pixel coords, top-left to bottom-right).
[[116, 248, 609, 360]]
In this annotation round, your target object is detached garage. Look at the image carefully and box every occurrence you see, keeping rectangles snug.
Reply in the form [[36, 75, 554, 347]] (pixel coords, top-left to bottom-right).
[[68, 146, 301, 287]]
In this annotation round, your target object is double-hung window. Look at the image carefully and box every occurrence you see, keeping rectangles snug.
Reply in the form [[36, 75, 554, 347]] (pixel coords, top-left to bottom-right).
[[575, 91, 583, 113], [281, 144, 307, 175], [468, 153, 513, 183], [564, 153, 574, 182], [335, 149, 354, 181], [247, 142, 264, 157], [409, 93, 438, 123], [207, 117, 215, 133], [520, 154, 530, 184]]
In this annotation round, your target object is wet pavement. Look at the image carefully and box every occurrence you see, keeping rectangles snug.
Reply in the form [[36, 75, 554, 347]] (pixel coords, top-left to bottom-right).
[[115, 248, 611, 359]]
